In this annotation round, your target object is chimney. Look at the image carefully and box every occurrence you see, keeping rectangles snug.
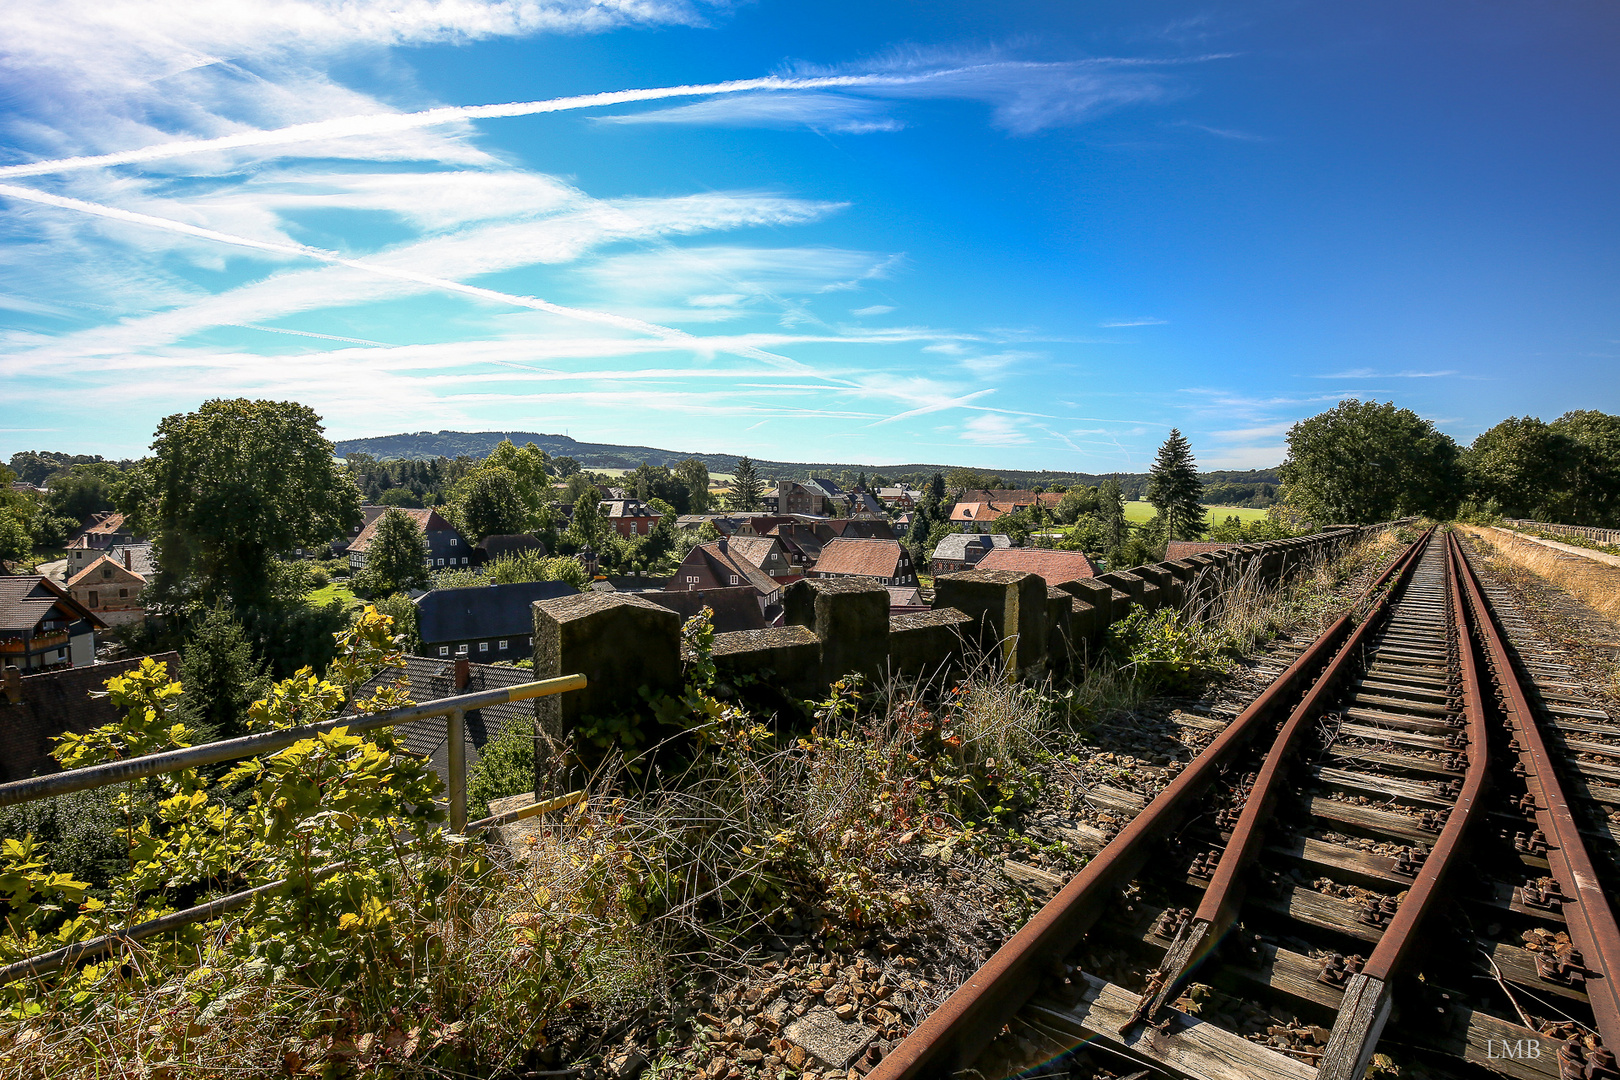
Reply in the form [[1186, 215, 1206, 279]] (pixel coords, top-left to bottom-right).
[[2, 665, 20, 705], [454, 658, 470, 690], [123, 549, 131, 570]]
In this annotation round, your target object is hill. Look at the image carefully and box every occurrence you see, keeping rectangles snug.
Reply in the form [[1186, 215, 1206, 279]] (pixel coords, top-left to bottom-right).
[[331, 430, 1280, 500]]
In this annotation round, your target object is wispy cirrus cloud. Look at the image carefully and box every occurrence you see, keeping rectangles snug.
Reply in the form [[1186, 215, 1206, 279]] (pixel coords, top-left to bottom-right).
[[1099, 316, 1167, 327], [1312, 367, 1459, 378]]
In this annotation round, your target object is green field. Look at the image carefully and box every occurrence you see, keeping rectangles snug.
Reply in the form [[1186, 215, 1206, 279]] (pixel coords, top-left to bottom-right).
[[305, 580, 362, 610], [1124, 501, 1269, 524]]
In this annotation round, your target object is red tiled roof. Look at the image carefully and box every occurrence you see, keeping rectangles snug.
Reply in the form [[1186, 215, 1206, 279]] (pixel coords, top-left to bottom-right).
[[973, 548, 1098, 585], [812, 538, 906, 579], [690, 542, 780, 596]]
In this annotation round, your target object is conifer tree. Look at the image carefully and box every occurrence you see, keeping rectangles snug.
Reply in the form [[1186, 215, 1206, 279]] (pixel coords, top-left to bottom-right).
[[1146, 429, 1206, 542], [726, 457, 764, 512], [177, 606, 270, 742]]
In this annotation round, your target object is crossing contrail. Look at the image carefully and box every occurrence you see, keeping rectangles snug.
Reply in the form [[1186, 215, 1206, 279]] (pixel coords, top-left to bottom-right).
[[0, 68, 984, 179], [0, 181, 804, 368]]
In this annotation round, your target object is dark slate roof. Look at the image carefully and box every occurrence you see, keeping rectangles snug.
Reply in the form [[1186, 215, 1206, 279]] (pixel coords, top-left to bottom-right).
[[415, 580, 580, 644], [930, 533, 1012, 562], [347, 657, 536, 795], [0, 653, 180, 783], [642, 586, 768, 633], [0, 575, 104, 633]]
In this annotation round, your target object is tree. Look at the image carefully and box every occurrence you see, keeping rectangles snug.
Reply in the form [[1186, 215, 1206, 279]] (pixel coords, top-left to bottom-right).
[[1466, 417, 1577, 520], [125, 400, 362, 609], [363, 508, 430, 596], [676, 458, 711, 513], [1055, 486, 1098, 525], [484, 440, 554, 523], [552, 456, 581, 478], [727, 457, 764, 512], [373, 592, 420, 652], [1551, 410, 1620, 526], [945, 468, 999, 494], [176, 606, 270, 742], [565, 486, 605, 549], [44, 462, 122, 524], [1097, 478, 1127, 555], [450, 466, 527, 541], [1279, 399, 1464, 524], [0, 507, 31, 567], [376, 487, 421, 508], [1146, 429, 1206, 543]]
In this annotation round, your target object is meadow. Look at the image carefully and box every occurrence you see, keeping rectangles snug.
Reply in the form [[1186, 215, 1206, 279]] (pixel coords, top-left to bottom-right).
[[1123, 501, 1271, 525]]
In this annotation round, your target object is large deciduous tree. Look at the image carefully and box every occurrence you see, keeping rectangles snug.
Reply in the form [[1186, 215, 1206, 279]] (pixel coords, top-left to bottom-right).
[[1279, 400, 1463, 525], [450, 466, 527, 542], [1146, 430, 1206, 543], [1551, 410, 1620, 526], [128, 400, 361, 609], [364, 508, 430, 596], [676, 458, 711, 513], [1466, 416, 1577, 520], [726, 457, 763, 512]]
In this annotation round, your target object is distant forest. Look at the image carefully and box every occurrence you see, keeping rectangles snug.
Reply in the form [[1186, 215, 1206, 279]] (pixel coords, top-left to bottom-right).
[[332, 430, 1281, 506]]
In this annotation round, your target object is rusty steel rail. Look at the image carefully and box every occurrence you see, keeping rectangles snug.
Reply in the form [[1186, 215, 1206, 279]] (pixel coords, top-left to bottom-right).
[[868, 528, 1435, 1080], [1131, 527, 1435, 1027], [1458, 534, 1620, 1058], [1316, 529, 1494, 1080]]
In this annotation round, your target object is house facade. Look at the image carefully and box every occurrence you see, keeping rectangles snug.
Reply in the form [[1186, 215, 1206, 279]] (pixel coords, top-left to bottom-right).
[[929, 533, 1013, 575], [65, 512, 136, 579], [65, 555, 147, 627], [770, 478, 847, 517], [347, 509, 472, 572], [808, 538, 918, 587], [414, 580, 580, 660], [599, 499, 663, 538], [0, 575, 104, 672], [670, 539, 790, 613]]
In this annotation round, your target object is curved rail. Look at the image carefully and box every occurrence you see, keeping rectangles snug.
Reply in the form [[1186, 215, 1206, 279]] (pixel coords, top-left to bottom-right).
[[868, 527, 1435, 1080]]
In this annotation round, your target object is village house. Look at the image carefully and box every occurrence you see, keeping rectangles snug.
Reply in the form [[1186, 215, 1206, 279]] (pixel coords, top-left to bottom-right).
[[671, 538, 790, 616], [877, 485, 923, 509], [643, 585, 769, 633], [599, 498, 663, 538], [0, 575, 105, 672], [414, 579, 579, 660], [929, 533, 1013, 575], [347, 508, 472, 572], [65, 512, 136, 579], [809, 538, 918, 587], [476, 533, 548, 563], [769, 478, 847, 517], [846, 481, 885, 517], [65, 554, 147, 627], [974, 547, 1099, 587]]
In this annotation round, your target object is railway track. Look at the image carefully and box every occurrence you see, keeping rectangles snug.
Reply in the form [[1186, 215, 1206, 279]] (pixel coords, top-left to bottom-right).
[[869, 528, 1620, 1080]]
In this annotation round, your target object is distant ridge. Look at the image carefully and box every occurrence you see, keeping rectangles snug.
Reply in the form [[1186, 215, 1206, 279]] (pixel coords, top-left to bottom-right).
[[332, 430, 1281, 492]]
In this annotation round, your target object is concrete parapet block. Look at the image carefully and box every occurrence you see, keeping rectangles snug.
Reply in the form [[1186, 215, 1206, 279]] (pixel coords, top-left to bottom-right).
[[783, 577, 891, 686], [1067, 597, 1102, 653], [711, 625, 823, 700], [1046, 586, 1074, 679], [1099, 570, 1157, 611], [532, 593, 683, 744], [1135, 564, 1178, 609], [934, 568, 1049, 680], [889, 608, 972, 682], [1061, 578, 1131, 629]]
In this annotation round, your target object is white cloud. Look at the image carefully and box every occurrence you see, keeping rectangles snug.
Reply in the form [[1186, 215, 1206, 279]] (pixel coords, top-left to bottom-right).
[[598, 92, 903, 133], [960, 413, 1030, 446], [851, 304, 893, 316], [1312, 368, 1459, 378], [1099, 316, 1167, 327]]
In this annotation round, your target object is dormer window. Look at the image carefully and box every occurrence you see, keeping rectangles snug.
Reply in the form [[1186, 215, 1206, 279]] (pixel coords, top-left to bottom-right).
[[450, 538, 458, 546]]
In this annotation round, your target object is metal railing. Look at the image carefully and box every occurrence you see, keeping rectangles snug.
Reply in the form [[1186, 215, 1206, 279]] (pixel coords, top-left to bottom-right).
[[0, 672, 586, 983]]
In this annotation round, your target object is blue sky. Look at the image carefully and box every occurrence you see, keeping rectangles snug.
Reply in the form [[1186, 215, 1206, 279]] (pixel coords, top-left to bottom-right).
[[2, 0, 1616, 472]]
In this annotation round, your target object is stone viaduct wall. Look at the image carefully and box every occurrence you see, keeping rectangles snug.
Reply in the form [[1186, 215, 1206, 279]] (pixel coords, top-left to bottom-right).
[[529, 526, 1376, 746]]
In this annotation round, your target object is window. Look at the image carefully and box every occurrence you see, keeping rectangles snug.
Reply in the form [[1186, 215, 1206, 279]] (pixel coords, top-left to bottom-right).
[[439, 646, 450, 657], [729, 575, 738, 585], [462, 557, 468, 565], [101, 567, 112, 579], [88, 591, 99, 607], [456, 644, 469, 655], [450, 538, 458, 546], [437, 558, 444, 566], [119, 589, 128, 598], [479, 642, 489, 653], [499, 640, 509, 651]]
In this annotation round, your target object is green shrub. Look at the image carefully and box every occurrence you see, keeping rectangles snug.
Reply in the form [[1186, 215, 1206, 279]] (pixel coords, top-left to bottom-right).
[[1108, 607, 1234, 692], [467, 722, 535, 821]]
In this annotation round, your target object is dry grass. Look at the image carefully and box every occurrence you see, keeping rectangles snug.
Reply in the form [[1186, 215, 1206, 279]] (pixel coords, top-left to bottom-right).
[[1461, 525, 1620, 624]]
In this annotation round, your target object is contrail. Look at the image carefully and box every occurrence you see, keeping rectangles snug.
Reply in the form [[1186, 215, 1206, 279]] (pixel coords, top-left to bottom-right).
[[0, 181, 803, 368], [0, 69, 982, 179]]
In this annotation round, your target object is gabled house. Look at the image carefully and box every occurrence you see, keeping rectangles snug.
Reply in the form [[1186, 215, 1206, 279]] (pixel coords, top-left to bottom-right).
[[599, 499, 663, 538], [415, 580, 580, 660], [671, 539, 790, 615], [65, 555, 146, 627], [930, 533, 1013, 575], [1, 575, 105, 672], [348, 508, 472, 572], [877, 486, 923, 509], [809, 538, 918, 587], [771, 478, 847, 517], [65, 512, 136, 579], [974, 548, 1098, 587], [949, 501, 1023, 528]]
